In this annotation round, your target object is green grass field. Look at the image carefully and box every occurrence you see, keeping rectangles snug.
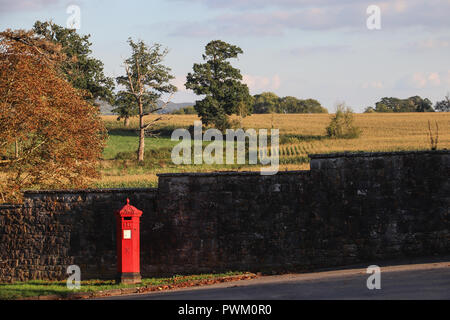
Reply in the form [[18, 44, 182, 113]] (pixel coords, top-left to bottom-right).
[[103, 129, 178, 160], [95, 113, 450, 188], [0, 271, 246, 300]]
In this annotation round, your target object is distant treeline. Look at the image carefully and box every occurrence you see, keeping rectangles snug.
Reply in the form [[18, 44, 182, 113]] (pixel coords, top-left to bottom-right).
[[364, 95, 450, 113], [252, 92, 328, 114], [173, 94, 450, 115], [171, 92, 328, 115], [171, 105, 197, 114]]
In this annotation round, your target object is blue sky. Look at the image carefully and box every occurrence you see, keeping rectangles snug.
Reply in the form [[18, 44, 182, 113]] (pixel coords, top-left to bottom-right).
[[1, 0, 449, 112]]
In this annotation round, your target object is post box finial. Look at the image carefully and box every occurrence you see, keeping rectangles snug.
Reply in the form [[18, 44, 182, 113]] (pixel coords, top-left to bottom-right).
[[126, 198, 130, 205]]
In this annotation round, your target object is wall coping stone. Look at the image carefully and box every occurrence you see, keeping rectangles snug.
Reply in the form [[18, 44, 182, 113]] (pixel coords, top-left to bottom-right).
[[23, 187, 158, 195], [7, 151, 448, 201], [309, 149, 449, 159], [157, 170, 310, 177]]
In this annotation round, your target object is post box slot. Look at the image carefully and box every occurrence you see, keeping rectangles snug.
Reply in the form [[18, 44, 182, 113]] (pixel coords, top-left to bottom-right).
[[123, 217, 132, 220]]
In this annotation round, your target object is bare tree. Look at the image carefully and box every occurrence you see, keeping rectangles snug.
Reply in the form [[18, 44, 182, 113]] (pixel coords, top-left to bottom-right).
[[116, 38, 177, 161]]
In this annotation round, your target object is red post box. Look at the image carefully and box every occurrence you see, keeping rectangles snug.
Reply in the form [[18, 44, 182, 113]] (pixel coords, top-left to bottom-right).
[[115, 198, 143, 284]]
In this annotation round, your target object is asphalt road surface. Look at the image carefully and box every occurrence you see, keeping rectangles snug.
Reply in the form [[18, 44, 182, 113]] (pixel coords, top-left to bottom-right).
[[100, 262, 450, 300]]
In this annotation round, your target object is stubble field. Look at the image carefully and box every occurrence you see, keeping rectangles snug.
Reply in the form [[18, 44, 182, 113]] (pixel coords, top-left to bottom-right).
[[96, 112, 450, 188]]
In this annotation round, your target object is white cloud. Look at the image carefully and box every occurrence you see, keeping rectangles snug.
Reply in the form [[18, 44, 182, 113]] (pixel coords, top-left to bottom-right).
[[428, 72, 441, 86], [410, 72, 441, 88], [394, 0, 408, 13], [169, 0, 450, 37], [379, 0, 408, 13], [393, 70, 450, 90], [243, 74, 281, 93]]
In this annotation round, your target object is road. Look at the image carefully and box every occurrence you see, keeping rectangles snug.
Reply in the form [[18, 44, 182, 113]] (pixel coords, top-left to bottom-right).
[[100, 262, 450, 300]]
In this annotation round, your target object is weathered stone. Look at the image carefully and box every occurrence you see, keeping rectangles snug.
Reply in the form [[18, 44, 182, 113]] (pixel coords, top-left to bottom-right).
[[0, 151, 449, 283]]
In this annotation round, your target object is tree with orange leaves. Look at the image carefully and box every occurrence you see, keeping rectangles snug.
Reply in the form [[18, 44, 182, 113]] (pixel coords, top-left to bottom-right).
[[0, 29, 107, 203]]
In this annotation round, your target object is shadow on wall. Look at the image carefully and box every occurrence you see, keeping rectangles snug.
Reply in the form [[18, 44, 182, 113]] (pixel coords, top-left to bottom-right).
[[0, 150, 449, 283]]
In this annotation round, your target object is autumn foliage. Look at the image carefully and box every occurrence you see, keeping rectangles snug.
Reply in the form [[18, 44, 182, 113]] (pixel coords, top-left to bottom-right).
[[0, 30, 107, 203]]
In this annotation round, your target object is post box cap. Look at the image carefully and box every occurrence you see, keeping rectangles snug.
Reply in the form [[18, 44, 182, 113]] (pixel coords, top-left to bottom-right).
[[116, 198, 143, 217]]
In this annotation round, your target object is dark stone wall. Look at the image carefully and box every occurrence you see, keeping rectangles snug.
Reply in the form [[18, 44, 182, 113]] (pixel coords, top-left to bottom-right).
[[155, 171, 313, 274], [0, 150, 449, 283], [154, 151, 450, 274], [309, 151, 450, 264], [0, 189, 157, 282]]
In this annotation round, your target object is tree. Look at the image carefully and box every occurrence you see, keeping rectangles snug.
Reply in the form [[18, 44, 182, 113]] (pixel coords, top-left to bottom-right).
[[112, 92, 138, 126], [185, 40, 252, 130], [252, 92, 327, 114], [435, 93, 450, 112], [412, 96, 434, 112], [0, 30, 107, 203], [278, 97, 328, 114], [375, 97, 405, 112], [299, 99, 328, 113], [253, 92, 279, 113], [375, 96, 434, 112], [279, 96, 300, 113], [116, 38, 177, 162], [171, 106, 196, 115], [326, 103, 361, 139], [33, 20, 115, 104]]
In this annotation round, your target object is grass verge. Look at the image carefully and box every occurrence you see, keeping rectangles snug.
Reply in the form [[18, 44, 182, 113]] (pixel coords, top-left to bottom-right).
[[0, 271, 254, 300]]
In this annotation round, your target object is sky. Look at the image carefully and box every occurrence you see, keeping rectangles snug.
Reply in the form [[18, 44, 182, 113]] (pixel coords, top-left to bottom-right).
[[0, 0, 449, 112]]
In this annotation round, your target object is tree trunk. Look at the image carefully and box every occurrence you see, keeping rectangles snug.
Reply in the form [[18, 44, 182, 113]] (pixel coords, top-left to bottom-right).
[[124, 117, 130, 127], [137, 98, 145, 162], [137, 119, 145, 161]]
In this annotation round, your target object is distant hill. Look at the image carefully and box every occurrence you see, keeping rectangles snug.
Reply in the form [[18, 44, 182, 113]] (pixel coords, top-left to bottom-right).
[[158, 101, 193, 114], [97, 99, 194, 115]]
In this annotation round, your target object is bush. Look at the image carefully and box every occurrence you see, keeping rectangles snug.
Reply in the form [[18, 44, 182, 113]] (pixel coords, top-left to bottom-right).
[[326, 103, 361, 139], [171, 106, 196, 115]]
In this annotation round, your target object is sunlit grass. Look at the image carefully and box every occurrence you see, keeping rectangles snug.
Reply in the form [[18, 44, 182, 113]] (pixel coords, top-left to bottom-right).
[[0, 271, 247, 300], [96, 113, 450, 188], [4, 113, 449, 191]]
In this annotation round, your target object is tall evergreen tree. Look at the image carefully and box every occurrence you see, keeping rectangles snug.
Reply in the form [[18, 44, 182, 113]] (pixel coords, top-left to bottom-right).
[[185, 40, 252, 130]]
